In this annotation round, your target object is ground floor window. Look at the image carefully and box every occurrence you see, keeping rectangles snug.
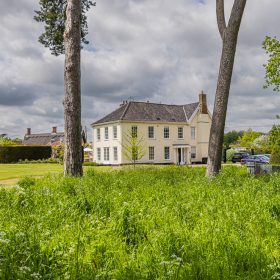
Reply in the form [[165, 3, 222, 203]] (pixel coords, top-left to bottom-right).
[[97, 148, 101, 161], [113, 146, 118, 161], [191, 146, 196, 159], [164, 146, 170, 160], [104, 147, 109, 161], [149, 146, 155, 160]]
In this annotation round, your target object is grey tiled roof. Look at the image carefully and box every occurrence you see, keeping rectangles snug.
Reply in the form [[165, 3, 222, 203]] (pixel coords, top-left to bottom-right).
[[92, 101, 199, 125], [23, 133, 64, 145]]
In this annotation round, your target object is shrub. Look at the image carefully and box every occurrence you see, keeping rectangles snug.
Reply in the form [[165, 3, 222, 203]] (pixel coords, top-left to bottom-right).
[[82, 161, 103, 166], [18, 158, 61, 164], [0, 145, 52, 163], [270, 144, 280, 164]]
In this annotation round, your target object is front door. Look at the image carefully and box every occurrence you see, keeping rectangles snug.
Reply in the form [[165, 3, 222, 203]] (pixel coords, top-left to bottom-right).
[[177, 148, 185, 165]]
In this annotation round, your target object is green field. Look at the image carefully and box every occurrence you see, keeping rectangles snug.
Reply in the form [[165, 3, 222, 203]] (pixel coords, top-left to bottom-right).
[[0, 166, 280, 279], [0, 164, 63, 181], [0, 164, 112, 181]]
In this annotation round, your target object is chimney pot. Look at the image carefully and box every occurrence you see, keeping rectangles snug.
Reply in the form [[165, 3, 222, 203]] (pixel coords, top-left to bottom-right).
[[26, 128, 31, 136], [199, 91, 208, 114], [52, 126, 57, 134]]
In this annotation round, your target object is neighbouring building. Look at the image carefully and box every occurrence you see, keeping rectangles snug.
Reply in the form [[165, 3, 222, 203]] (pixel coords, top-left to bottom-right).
[[91, 91, 212, 165], [23, 127, 64, 146], [23, 127, 87, 146]]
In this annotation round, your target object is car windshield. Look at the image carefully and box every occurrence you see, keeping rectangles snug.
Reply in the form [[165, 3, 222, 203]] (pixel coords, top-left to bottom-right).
[[255, 155, 269, 160]]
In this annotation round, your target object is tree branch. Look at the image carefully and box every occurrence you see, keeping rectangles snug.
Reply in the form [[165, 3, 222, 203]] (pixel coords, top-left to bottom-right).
[[227, 0, 247, 35], [216, 0, 226, 40]]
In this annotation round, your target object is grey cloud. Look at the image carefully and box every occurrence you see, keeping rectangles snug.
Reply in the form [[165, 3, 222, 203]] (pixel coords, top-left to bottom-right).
[[1, 0, 280, 138], [0, 84, 37, 106]]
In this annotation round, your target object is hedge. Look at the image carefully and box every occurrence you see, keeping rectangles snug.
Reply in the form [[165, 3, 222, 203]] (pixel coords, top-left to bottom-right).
[[0, 145, 52, 163]]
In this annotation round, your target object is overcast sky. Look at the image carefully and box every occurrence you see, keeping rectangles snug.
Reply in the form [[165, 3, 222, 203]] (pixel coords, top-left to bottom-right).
[[0, 0, 280, 140]]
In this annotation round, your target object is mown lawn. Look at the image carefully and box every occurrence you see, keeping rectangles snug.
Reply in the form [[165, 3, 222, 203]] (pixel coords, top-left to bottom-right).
[[0, 164, 112, 181], [0, 166, 280, 279], [0, 164, 63, 180]]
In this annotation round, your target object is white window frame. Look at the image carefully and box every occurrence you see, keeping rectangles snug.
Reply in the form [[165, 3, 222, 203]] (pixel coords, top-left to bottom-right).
[[104, 147, 109, 161], [164, 127, 169, 139], [164, 146, 170, 160], [104, 127, 109, 140], [191, 127, 196, 140], [113, 146, 118, 161], [178, 127, 184, 139], [97, 128, 101, 141], [97, 148, 101, 161], [191, 146, 196, 159], [113, 126, 118, 139], [148, 126, 154, 139], [149, 146, 155, 160]]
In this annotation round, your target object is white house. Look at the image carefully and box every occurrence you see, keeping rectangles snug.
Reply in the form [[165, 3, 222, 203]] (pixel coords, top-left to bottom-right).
[[91, 92, 211, 165]]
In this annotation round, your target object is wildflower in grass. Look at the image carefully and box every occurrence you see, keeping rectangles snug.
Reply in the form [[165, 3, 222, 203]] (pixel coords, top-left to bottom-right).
[[166, 270, 174, 276], [30, 272, 42, 279], [0, 239, 10, 245], [16, 232, 25, 237], [19, 266, 31, 273], [95, 271, 112, 278]]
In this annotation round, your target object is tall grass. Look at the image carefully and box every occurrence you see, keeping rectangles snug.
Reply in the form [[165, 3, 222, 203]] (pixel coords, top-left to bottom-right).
[[0, 166, 280, 279]]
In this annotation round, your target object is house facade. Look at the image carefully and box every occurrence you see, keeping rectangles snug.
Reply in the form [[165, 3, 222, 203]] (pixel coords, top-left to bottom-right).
[[91, 92, 211, 165]]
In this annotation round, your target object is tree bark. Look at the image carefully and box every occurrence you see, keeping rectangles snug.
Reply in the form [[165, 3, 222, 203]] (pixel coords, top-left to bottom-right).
[[206, 0, 247, 177], [63, 0, 83, 176]]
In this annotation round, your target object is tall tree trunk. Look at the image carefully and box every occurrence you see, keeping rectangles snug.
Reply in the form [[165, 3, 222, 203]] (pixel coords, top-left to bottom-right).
[[206, 0, 247, 177], [63, 0, 83, 176]]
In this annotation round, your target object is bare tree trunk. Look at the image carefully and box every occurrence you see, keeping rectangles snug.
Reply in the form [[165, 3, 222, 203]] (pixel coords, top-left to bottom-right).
[[63, 0, 83, 176], [206, 0, 247, 177]]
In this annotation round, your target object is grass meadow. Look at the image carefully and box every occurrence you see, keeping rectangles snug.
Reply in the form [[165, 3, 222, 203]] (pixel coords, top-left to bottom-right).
[[0, 166, 280, 279]]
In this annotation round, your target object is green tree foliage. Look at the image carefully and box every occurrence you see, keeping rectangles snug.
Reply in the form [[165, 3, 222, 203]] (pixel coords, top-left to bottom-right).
[[238, 129, 261, 151], [270, 144, 280, 164], [253, 134, 270, 152], [262, 36, 280, 92], [122, 129, 146, 167], [0, 136, 18, 146], [223, 130, 244, 147], [268, 124, 280, 164], [268, 124, 280, 148], [34, 0, 95, 56]]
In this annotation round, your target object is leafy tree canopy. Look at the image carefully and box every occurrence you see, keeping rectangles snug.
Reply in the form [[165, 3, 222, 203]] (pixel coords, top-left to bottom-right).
[[262, 36, 280, 92], [223, 130, 244, 147], [268, 124, 280, 148], [34, 0, 95, 56], [0, 136, 19, 146], [238, 129, 261, 150]]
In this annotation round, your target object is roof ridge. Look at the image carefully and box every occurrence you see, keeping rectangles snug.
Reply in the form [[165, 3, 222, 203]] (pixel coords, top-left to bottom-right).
[[120, 102, 131, 120], [128, 101, 187, 107], [182, 105, 188, 122]]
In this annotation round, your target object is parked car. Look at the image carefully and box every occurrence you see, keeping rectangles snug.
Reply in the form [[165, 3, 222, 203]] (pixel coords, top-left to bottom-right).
[[241, 155, 269, 165], [231, 152, 250, 163]]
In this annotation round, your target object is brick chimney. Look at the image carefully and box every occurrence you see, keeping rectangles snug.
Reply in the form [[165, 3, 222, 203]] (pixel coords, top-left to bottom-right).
[[199, 91, 208, 114], [52, 126, 57, 134], [26, 128, 31, 136]]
